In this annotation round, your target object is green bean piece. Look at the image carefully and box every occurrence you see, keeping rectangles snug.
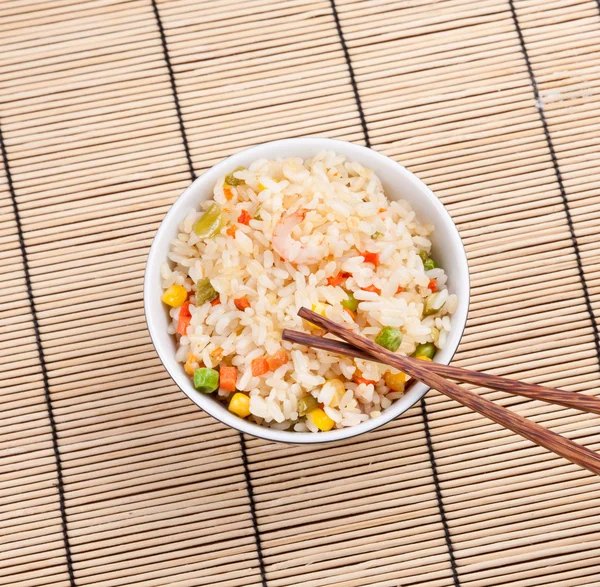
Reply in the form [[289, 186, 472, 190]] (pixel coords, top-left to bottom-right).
[[298, 395, 318, 416], [224, 166, 246, 186], [414, 342, 436, 359], [193, 368, 220, 393], [193, 203, 223, 238], [341, 291, 359, 312], [196, 278, 218, 305], [375, 326, 403, 352], [423, 292, 444, 316]]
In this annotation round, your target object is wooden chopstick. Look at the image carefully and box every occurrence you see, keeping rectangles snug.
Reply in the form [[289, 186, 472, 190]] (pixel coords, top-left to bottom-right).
[[287, 308, 600, 476], [281, 329, 600, 416]]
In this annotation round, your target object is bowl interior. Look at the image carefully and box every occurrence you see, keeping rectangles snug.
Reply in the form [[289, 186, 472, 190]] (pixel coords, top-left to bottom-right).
[[144, 138, 470, 443]]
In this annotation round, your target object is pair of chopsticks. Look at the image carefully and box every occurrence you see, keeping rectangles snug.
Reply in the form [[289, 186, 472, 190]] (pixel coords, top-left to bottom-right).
[[282, 307, 600, 476]]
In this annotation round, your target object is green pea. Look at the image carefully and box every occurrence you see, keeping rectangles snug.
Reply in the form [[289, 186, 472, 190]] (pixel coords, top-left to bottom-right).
[[196, 278, 218, 305], [371, 231, 384, 240], [298, 395, 318, 416], [375, 327, 403, 352], [423, 258, 438, 271], [193, 367, 220, 393], [224, 166, 246, 186], [193, 203, 223, 238], [414, 342, 436, 360], [341, 291, 359, 313], [418, 250, 429, 263]]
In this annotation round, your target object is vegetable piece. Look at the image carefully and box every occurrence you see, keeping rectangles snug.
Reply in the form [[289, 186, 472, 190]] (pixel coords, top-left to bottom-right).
[[362, 284, 381, 294], [418, 250, 429, 263], [193, 203, 223, 238], [396, 286, 404, 294], [220, 366, 238, 392], [228, 393, 251, 417], [298, 395, 318, 416], [311, 302, 328, 317], [375, 326, 403, 352], [414, 342, 436, 360], [423, 292, 444, 316], [223, 186, 234, 200], [362, 251, 380, 266], [176, 301, 192, 335], [353, 370, 378, 386], [184, 353, 198, 376], [416, 355, 432, 362], [226, 225, 237, 237], [161, 284, 188, 307], [193, 367, 220, 393], [210, 296, 221, 306], [238, 209, 252, 225], [307, 407, 335, 432], [251, 357, 269, 377], [341, 291, 359, 312], [384, 371, 406, 392], [428, 278, 437, 292], [371, 231, 384, 239], [423, 258, 438, 271], [267, 349, 288, 371], [323, 378, 345, 407], [326, 272, 349, 287], [196, 278, 218, 305], [224, 166, 246, 186], [234, 297, 250, 311]]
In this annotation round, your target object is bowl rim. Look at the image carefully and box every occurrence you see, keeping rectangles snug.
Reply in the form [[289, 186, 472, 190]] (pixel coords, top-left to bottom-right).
[[144, 137, 470, 444]]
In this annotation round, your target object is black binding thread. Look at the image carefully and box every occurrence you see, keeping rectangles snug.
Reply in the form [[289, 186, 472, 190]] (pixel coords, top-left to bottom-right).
[[329, 1, 459, 581], [329, 0, 371, 147], [239, 433, 268, 587], [151, 0, 196, 182], [150, 2, 268, 582], [0, 123, 76, 585], [509, 0, 600, 360], [421, 399, 461, 586]]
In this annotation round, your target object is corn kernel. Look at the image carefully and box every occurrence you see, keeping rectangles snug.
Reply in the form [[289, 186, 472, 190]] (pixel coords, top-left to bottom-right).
[[228, 393, 251, 418], [258, 183, 266, 191], [323, 378, 345, 407], [384, 371, 406, 392], [311, 302, 328, 317], [184, 353, 199, 376], [161, 284, 188, 307], [415, 355, 432, 362], [307, 408, 335, 431]]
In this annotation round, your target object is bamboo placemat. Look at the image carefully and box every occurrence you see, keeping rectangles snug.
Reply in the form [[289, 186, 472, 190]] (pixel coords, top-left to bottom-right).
[[2, 0, 600, 585]]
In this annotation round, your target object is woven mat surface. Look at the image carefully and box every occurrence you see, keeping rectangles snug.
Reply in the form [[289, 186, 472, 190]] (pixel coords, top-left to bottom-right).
[[3, 0, 600, 585]]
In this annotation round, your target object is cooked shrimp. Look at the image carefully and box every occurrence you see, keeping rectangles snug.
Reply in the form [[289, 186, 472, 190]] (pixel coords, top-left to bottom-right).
[[272, 209, 324, 264]]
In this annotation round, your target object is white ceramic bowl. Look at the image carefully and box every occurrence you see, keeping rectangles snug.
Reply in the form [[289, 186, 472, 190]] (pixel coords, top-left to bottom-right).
[[144, 138, 470, 443]]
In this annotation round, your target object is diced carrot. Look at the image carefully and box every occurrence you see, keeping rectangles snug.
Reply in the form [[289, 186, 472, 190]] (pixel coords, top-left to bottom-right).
[[428, 278, 437, 293], [343, 308, 355, 320], [362, 284, 381, 294], [361, 251, 380, 266], [226, 225, 237, 237], [223, 186, 234, 200], [379, 208, 386, 213], [220, 366, 238, 392], [210, 296, 221, 306], [238, 209, 252, 225], [176, 301, 192, 335], [326, 272, 349, 287], [267, 349, 289, 371], [353, 375, 379, 386], [396, 286, 404, 294], [234, 297, 250, 311], [251, 357, 269, 377]]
